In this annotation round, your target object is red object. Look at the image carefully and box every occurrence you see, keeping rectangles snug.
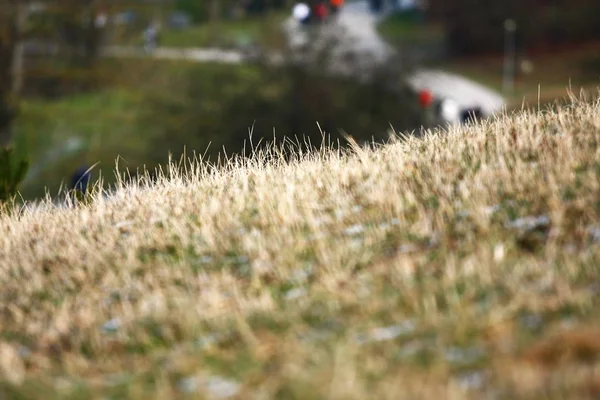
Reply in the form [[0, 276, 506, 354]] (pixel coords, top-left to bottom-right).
[[418, 89, 434, 108], [314, 3, 329, 20]]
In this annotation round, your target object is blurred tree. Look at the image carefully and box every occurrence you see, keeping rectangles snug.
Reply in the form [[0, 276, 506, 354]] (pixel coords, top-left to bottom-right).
[[175, 0, 208, 23], [176, 0, 288, 22], [41, 0, 104, 67], [427, 0, 600, 55], [208, 0, 221, 43], [0, 141, 29, 205], [24, 0, 158, 97], [0, 1, 26, 146], [175, 0, 221, 23]]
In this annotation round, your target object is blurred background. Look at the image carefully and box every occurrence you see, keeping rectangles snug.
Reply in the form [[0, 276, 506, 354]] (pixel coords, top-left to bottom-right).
[[0, 0, 598, 202]]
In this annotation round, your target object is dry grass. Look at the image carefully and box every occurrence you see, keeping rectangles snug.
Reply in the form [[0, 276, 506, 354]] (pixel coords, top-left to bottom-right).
[[1, 93, 600, 399]]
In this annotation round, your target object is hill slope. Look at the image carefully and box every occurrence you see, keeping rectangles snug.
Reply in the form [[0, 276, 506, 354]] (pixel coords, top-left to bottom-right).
[[1, 97, 600, 399]]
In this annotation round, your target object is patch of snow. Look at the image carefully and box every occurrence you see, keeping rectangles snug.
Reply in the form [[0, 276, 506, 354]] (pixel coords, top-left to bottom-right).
[[457, 210, 470, 218], [198, 255, 214, 264], [196, 333, 223, 349], [114, 220, 134, 229], [588, 225, 600, 242], [284, 287, 307, 301], [399, 243, 419, 253], [455, 370, 486, 391], [357, 320, 416, 344], [101, 318, 121, 333], [17, 345, 31, 359], [291, 265, 313, 283], [344, 224, 365, 236], [520, 314, 543, 331], [352, 205, 363, 214], [206, 376, 240, 398], [483, 205, 501, 216], [178, 376, 199, 393], [505, 215, 550, 231], [445, 346, 485, 365]]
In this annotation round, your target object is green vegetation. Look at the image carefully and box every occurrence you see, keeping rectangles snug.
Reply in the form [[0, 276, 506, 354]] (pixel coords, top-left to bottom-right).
[[15, 89, 146, 200], [161, 23, 260, 48], [116, 9, 288, 50], [1, 98, 599, 398], [159, 11, 287, 49], [376, 11, 447, 65], [14, 55, 422, 201], [140, 58, 422, 167], [0, 142, 29, 205], [377, 11, 445, 46], [13, 59, 233, 200]]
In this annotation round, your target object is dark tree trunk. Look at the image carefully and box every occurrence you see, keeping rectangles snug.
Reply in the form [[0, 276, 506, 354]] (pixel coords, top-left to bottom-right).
[[209, 0, 221, 43], [0, 1, 24, 147]]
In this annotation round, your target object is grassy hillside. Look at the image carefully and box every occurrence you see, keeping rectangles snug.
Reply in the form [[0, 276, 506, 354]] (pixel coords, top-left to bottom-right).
[[1, 96, 600, 399]]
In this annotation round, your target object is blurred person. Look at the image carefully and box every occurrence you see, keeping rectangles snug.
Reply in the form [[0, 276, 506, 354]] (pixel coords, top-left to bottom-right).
[[95, 9, 108, 28], [70, 165, 92, 201], [397, 0, 417, 10], [329, 0, 344, 15], [143, 21, 160, 54], [293, 2, 312, 25], [313, 1, 329, 22], [368, 0, 384, 13]]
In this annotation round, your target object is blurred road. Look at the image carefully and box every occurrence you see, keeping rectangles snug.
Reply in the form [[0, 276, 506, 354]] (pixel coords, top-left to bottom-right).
[[101, 45, 247, 63]]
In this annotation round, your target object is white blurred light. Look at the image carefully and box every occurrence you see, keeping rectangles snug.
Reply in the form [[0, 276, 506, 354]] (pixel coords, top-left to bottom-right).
[[440, 98, 460, 124], [293, 3, 310, 21]]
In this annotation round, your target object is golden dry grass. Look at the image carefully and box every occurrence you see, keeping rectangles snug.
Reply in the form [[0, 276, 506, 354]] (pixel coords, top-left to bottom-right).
[[1, 93, 600, 399]]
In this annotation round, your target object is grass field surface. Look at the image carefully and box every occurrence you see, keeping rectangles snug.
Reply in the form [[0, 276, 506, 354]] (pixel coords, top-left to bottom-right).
[[120, 11, 288, 50], [1, 94, 599, 399]]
